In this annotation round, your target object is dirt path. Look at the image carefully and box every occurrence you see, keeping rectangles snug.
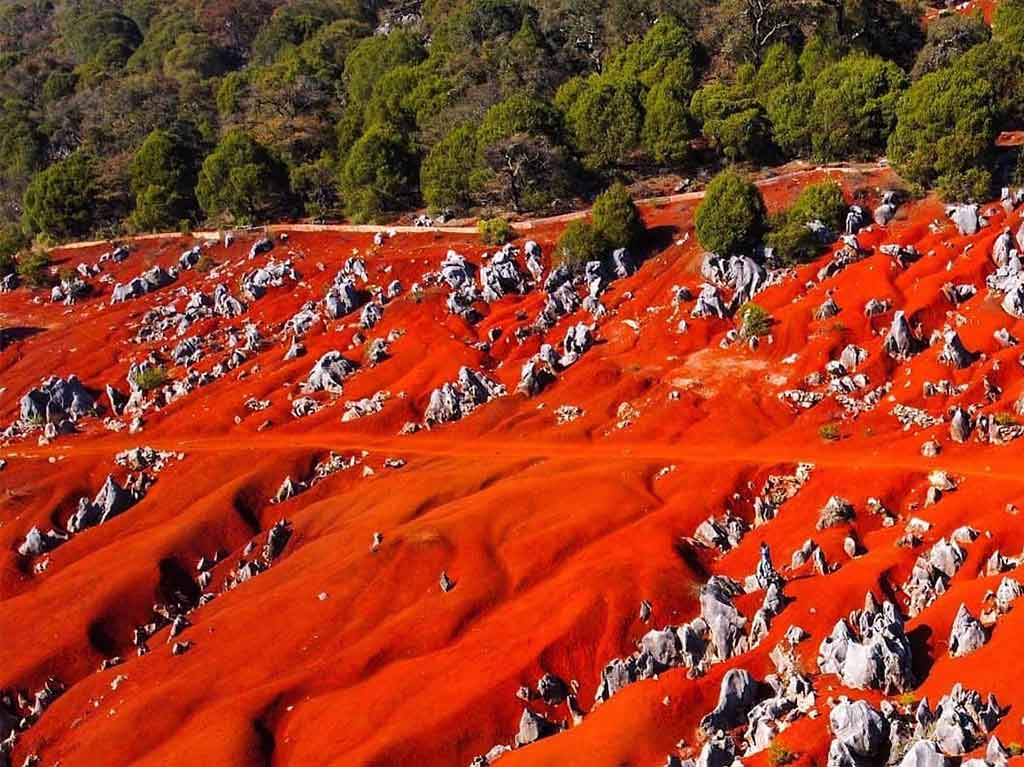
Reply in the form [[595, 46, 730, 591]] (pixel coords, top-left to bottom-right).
[[54, 162, 887, 250]]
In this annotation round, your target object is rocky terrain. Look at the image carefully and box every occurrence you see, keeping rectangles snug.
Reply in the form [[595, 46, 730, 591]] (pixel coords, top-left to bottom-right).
[[5, 165, 1024, 767]]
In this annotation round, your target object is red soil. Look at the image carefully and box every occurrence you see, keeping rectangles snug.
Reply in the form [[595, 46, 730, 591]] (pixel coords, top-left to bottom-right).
[[3, 165, 1024, 766]]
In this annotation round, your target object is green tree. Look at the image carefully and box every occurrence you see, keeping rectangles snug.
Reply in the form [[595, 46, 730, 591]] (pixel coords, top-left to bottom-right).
[[297, 19, 372, 90], [421, 124, 478, 212], [888, 64, 998, 201], [16, 249, 54, 288], [64, 11, 142, 64], [290, 154, 339, 220], [808, 55, 907, 160], [478, 93, 563, 148], [476, 94, 573, 212], [196, 130, 289, 223], [480, 133, 571, 212], [993, 0, 1024, 48], [560, 72, 643, 170], [129, 127, 201, 231], [755, 43, 800, 93], [765, 220, 821, 265], [592, 182, 643, 250], [22, 152, 98, 240], [694, 169, 767, 255], [555, 220, 607, 267], [798, 34, 842, 81], [478, 217, 515, 245], [642, 81, 694, 165], [953, 42, 1024, 123], [912, 13, 990, 79], [252, 0, 367, 64], [163, 32, 228, 82], [344, 30, 425, 117], [339, 124, 416, 222], [0, 223, 25, 276], [691, 80, 773, 163], [605, 17, 700, 92], [786, 181, 847, 231], [127, 10, 194, 73], [762, 81, 814, 158]]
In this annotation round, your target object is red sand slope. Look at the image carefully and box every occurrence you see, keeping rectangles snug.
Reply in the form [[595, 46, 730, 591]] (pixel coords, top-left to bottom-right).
[[4, 166, 1024, 766]]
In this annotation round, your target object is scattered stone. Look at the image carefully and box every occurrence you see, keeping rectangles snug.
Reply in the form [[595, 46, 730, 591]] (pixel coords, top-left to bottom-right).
[[440, 571, 455, 592], [817, 496, 854, 530]]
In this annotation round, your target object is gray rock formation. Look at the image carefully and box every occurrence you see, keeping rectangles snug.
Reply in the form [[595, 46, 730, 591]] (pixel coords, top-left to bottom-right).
[[884, 311, 918, 359], [937, 329, 975, 368], [995, 576, 1022, 613], [817, 599, 914, 693], [241, 259, 298, 301], [305, 351, 357, 393], [691, 283, 729, 319], [949, 406, 973, 443], [213, 284, 246, 318], [699, 668, 758, 733], [559, 323, 593, 367], [903, 538, 966, 616], [425, 367, 506, 426], [700, 576, 748, 663], [827, 699, 890, 767], [874, 192, 900, 226], [817, 496, 854, 530], [482, 248, 529, 301], [324, 277, 362, 318], [845, 206, 869, 234], [992, 228, 1014, 268], [948, 603, 986, 658], [514, 708, 558, 747], [816, 295, 841, 320], [68, 475, 138, 533], [19, 375, 96, 424], [755, 542, 783, 590], [359, 301, 383, 329], [898, 740, 950, 767], [947, 204, 982, 236]]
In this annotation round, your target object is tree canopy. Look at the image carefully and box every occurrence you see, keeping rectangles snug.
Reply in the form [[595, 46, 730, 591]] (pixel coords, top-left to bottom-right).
[[0, 0, 1017, 240]]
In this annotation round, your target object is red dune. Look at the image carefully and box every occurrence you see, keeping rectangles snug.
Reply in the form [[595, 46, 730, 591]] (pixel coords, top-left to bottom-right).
[[5, 166, 1024, 766]]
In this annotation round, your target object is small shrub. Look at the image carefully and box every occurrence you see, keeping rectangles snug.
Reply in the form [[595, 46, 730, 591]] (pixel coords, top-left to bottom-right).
[[132, 365, 170, 392], [195, 253, 217, 273], [787, 181, 847, 232], [592, 181, 643, 250], [16, 249, 54, 288], [555, 220, 607, 267], [1014, 148, 1024, 187], [766, 220, 821, 266], [736, 302, 772, 338], [819, 422, 841, 441], [0, 223, 27, 273], [477, 217, 516, 245], [767, 741, 796, 767], [695, 169, 767, 256], [937, 167, 993, 204]]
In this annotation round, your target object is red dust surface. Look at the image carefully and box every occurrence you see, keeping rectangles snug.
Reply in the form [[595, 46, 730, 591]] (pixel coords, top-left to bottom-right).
[[4, 165, 1024, 766]]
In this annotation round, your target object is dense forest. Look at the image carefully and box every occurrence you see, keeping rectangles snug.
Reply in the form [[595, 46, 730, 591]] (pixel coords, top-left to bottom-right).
[[0, 0, 1022, 256]]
